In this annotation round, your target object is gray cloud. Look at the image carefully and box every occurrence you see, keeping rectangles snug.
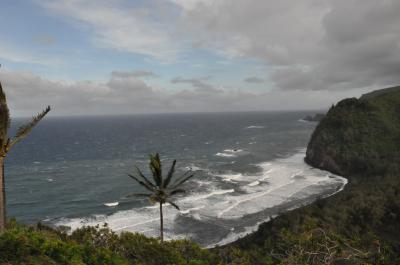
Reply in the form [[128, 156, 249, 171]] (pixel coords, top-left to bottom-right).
[[1, 69, 372, 117], [111, 70, 158, 78], [178, 0, 400, 91], [244, 77, 264, 84], [171, 77, 214, 90]]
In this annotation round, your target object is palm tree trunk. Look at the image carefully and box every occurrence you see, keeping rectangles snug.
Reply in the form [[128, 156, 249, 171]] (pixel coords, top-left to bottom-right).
[[0, 157, 6, 232], [159, 202, 164, 242]]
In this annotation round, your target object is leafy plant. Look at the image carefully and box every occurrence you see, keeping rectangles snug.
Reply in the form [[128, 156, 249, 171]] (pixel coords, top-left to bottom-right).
[[127, 153, 194, 242], [0, 79, 50, 232]]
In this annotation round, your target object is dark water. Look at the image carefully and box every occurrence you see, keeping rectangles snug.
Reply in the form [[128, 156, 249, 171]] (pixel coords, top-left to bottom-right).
[[5, 112, 346, 246]]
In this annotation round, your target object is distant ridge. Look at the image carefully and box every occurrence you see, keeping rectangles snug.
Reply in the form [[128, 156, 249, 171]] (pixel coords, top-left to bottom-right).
[[360, 85, 400, 100]]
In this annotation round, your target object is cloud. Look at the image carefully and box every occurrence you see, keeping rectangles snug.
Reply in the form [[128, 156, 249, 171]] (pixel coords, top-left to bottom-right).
[[0, 69, 372, 117], [37, 0, 180, 60], [111, 70, 158, 78], [0, 42, 61, 66], [34, 35, 57, 45], [171, 76, 214, 90], [177, 0, 400, 91], [244, 77, 264, 84]]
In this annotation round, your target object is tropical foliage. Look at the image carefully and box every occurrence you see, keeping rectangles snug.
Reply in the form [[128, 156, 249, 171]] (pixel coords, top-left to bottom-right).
[[0, 80, 50, 232], [0, 221, 252, 265], [128, 153, 194, 242]]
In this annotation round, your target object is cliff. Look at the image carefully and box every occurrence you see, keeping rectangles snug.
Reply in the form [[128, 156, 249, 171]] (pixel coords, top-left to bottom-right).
[[305, 86, 400, 180], [227, 86, 400, 264]]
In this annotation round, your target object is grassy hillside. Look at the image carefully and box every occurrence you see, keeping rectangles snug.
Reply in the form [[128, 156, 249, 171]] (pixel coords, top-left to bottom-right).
[[226, 86, 400, 264]]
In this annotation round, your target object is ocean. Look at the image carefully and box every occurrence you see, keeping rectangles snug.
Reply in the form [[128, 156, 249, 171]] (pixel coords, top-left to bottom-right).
[[6, 111, 346, 247]]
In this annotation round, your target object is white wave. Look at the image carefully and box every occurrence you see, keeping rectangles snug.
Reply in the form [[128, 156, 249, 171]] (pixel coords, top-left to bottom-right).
[[245, 125, 265, 129], [248, 181, 260, 187], [184, 188, 235, 202], [184, 165, 203, 171], [215, 172, 246, 182], [180, 206, 205, 214], [57, 148, 347, 247], [104, 202, 119, 207], [215, 149, 244, 158], [215, 152, 236, 157], [224, 149, 243, 153]]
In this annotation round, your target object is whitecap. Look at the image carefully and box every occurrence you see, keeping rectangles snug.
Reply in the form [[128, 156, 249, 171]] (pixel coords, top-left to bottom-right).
[[223, 149, 243, 153], [245, 125, 265, 129], [248, 181, 260, 187], [180, 205, 205, 214], [104, 202, 119, 207], [215, 152, 236, 157], [184, 165, 202, 171], [215, 149, 244, 158], [215, 172, 246, 182]]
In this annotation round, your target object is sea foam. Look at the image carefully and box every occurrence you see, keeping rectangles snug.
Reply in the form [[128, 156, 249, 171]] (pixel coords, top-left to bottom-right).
[[57, 149, 347, 247]]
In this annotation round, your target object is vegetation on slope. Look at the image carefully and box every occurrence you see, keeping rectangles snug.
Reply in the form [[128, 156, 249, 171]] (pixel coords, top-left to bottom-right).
[[306, 86, 400, 178], [0, 220, 252, 265], [226, 86, 400, 264]]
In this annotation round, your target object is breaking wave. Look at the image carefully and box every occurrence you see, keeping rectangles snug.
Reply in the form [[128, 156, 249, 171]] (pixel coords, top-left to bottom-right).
[[56, 149, 347, 247]]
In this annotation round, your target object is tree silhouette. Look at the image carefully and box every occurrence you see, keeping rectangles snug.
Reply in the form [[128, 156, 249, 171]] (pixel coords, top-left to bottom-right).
[[0, 78, 50, 232], [127, 153, 194, 242]]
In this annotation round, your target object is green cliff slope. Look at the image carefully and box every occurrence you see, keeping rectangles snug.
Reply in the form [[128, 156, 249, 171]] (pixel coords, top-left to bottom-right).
[[306, 86, 400, 179], [228, 86, 400, 264]]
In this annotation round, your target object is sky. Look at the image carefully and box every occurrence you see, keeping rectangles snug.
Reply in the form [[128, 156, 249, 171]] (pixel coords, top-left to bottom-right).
[[1, 0, 400, 117]]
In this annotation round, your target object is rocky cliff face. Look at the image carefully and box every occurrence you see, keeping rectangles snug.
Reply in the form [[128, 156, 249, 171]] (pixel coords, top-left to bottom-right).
[[305, 86, 400, 180]]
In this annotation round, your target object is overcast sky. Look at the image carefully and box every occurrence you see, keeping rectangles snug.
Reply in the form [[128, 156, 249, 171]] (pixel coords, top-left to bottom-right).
[[1, 0, 400, 116]]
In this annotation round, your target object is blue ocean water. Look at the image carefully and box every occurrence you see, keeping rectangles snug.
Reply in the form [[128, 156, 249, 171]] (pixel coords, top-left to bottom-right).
[[6, 111, 346, 246]]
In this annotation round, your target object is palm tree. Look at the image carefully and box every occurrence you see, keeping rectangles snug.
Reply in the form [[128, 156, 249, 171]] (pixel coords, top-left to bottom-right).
[[0, 79, 50, 232], [127, 153, 194, 242]]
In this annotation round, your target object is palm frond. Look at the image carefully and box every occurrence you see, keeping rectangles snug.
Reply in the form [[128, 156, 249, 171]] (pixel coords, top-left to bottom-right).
[[9, 106, 50, 149], [163, 160, 176, 188], [149, 153, 162, 186], [0, 81, 10, 144], [128, 174, 155, 192], [171, 170, 190, 184], [134, 166, 156, 188], [166, 200, 180, 210], [171, 174, 194, 190]]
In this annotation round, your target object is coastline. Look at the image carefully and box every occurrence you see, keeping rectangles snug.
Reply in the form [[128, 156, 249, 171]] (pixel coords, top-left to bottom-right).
[[208, 160, 347, 248], [52, 149, 347, 248]]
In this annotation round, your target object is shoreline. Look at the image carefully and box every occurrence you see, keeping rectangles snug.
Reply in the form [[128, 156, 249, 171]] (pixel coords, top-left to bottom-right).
[[48, 150, 347, 248], [207, 167, 347, 248]]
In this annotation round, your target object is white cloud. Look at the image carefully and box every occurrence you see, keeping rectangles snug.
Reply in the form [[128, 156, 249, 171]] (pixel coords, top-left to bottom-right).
[[0, 42, 61, 66], [0, 69, 372, 117], [37, 0, 180, 60], [244, 77, 264, 84]]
